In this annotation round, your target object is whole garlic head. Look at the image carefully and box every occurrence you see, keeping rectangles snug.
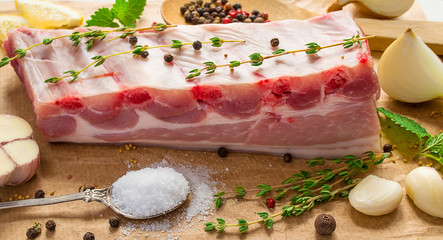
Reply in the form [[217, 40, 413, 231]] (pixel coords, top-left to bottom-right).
[[349, 175, 402, 216], [377, 28, 443, 103], [405, 167, 443, 218]]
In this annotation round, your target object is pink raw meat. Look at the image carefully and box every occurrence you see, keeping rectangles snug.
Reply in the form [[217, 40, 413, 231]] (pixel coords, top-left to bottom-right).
[[3, 11, 381, 158]]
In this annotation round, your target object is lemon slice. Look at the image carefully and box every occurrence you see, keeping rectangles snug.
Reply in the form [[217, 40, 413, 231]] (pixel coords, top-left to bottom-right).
[[0, 14, 28, 42], [15, 0, 83, 29]]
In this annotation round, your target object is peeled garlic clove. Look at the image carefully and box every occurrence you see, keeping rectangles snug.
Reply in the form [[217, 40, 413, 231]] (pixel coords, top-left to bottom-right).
[[349, 175, 402, 216], [377, 28, 443, 103], [327, 0, 414, 18], [405, 167, 443, 218]]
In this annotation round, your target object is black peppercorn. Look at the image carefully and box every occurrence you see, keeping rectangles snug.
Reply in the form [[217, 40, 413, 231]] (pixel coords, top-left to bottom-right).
[[185, 14, 193, 23], [26, 228, 39, 239], [191, 17, 199, 25], [283, 153, 292, 162], [211, 11, 219, 17], [203, 2, 210, 8], [197, 7, 204, 16], [34, 189, 45, 198], [251, 10, 260, 16], [219, 12, 226, 18], [215, 6, 223, 13], [180, 6, 187, 15], [164, 53, 174, 63], [270, 38, 279, 47], [217, 147, 228, 158], [128, 35, 137, 45], [249, 14, 256, 22], [196, 0, 203, 6], [26, 223, 42, 239], [45, 220, 56, 231], [383, 143, 393, 152], [221, 0, 228, 4], [192, 40, 202, 50], [236, 13, 244, 21], [83, 232, 95, 240], [140, 51, 149, 58], [232, 3, 241, 10], [254, 17, 264, 23], [203, 11, 210, 18], [109, 217, 120, 228], [314, 214, 336, 235], [232, 18, 239, 23], [188, 5, 196, 12]]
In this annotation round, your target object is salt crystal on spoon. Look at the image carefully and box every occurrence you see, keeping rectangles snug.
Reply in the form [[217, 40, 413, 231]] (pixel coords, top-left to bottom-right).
[[111, 167, 190, 218]]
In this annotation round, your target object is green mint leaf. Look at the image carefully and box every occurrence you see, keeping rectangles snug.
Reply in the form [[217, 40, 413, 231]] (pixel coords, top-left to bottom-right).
[[425, 132, 443, 156], [86, 8, 120, 27], [377, 107, 430, 139], [111, 0, 146, 27]]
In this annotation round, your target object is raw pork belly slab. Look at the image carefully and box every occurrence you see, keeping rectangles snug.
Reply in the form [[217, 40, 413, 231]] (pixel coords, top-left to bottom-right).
[[4, 11, 381, 158]]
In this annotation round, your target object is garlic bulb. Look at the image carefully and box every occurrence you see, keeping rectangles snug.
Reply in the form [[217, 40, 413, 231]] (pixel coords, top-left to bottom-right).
[[327, 0, 414, 18], [377, 28, 443, 103], [349, 175, 402, 216], [0, 114, 40, 187], [405, 167, 443, 218]]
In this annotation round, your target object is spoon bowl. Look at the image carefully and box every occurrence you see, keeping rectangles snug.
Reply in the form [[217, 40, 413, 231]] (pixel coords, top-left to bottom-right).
[[0, 186, 190, 219]]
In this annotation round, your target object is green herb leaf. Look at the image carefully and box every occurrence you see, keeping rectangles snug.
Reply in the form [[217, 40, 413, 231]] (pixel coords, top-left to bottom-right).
[[229, 60, 241, 68], [425, 132, 443, 156], [44, 77, 61, 83], [305, 42, 321, 54], [43, 38, 53, 45], [256, 184, 272, 196], [210, 37, 223, 47], [273, 49, 285, 55], [377, 107, 430, 139], [112, 0, 147, 27], [249, 53, 263, 66], [186, 69, 201, 80], [86, 8, 120, 27], [264, 218, 274, 229], [257, 212, 268, 219], [237, 219, 248, 233], [234, 186, 246, 198], [171, 40, 184, 49], [204, 222, 216, 231], [204, 61, 217, 74]]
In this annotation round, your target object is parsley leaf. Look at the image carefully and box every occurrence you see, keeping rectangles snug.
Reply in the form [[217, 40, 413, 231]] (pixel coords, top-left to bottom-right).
[[377, 107, 430, 139], [86, 8, 120, 27], [86, 0, 146, 28]]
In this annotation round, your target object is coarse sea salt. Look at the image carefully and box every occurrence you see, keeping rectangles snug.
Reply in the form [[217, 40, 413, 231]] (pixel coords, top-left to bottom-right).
[[111, 167, 190, 217]]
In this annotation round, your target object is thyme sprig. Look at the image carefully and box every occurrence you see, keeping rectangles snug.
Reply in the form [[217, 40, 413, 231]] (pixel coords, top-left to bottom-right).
[[45, 37, 245, 83], [205, 151, 388, 233], [0, 23, 176, 69], [187, 32, 374, 80]]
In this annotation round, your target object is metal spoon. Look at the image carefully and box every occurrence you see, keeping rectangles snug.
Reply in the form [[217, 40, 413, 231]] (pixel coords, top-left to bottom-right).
[[0, 186, 189, 219]]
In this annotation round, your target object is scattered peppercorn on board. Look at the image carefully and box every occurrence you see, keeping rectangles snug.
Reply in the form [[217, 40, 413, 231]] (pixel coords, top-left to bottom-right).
[[0, 1, 442, 239]]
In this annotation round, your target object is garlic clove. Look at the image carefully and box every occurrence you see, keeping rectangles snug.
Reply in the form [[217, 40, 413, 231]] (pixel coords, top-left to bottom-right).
[[3, 139, 40, 186], [377, 28, 443, 103], [0, 147, 16, 187], [349, 175, 402, 216], [405, 167, 443, 218], [0, 114, 33, 143], [327, 0, 414, 18]]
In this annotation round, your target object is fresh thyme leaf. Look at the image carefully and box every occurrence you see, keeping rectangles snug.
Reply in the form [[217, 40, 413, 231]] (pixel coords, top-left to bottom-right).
[[204, 222, 216, 231], [273, 49, 285, 55], [305, 42, 321, 54], [234, 186, 246, 198], [238, 219, 248, 233], [171, 40, 183, 49], [257, 212, 268, 219], [44, 77, 60, 83], [91, 55, 106, 67], [210, 37, 223, 47], [186, 69, 201, 80], [377, 107, 430, 139], [229, 60, 241, 68], [42, 38, 53, 45], [86, 8, 120, 27], [0, 57, 10, 67], [249, 53, 263, 66], [204, 61, 217, 74], [256, 184, 272, 196]]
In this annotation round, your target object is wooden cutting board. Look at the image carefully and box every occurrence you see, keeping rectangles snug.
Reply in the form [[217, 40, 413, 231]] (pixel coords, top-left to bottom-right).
[[161, 0, 443, 54]]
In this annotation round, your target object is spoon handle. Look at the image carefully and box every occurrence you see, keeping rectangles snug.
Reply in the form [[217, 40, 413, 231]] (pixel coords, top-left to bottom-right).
[[0, 189, 107, 210]]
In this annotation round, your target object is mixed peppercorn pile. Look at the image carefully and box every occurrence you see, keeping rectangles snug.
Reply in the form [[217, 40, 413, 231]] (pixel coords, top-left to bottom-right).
[[180, 0, 269, 24]]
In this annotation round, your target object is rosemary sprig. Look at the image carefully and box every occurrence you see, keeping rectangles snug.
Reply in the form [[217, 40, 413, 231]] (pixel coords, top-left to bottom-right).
[[45, 37, 245, 83], [186, 32, 374, 80], [205, 151, 388, 233], [0, 23, 176, 68]]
